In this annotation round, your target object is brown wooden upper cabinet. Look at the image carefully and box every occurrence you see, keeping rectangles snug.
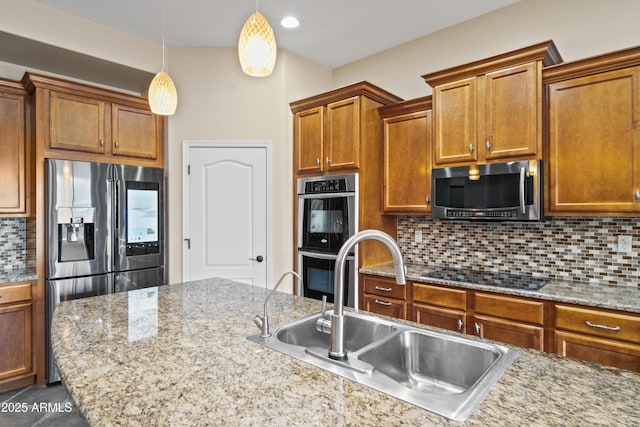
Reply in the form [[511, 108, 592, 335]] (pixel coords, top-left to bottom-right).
[[291, 82, 401, 175], [544, 47, 640, 216], [23, 73, 164, 167], [423, 41, 562, 166], [378, 97, 433, 214], [0, 79, 28, 216]]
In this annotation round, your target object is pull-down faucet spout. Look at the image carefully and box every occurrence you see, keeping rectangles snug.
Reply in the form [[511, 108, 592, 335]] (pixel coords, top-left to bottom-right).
[[316, 230, 406, 360]]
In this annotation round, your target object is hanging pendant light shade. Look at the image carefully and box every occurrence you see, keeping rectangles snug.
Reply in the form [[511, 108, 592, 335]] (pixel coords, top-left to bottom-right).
[[238, 11, 277, 77], [148, 1, 178, 115], [148, 70, 178, 115]]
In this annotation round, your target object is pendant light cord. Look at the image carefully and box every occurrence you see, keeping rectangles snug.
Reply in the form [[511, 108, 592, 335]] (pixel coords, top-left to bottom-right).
[[161, 0, 166, 71]]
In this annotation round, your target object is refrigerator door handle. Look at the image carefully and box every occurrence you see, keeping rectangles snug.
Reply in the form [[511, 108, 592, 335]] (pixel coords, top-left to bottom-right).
[[114, 180, 120, 231]]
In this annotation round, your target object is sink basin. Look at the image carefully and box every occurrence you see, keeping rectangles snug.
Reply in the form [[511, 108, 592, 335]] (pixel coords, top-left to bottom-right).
[[276, 311, 397, 352], [247, 310, 517, 422], [358, 330, 501, 395]]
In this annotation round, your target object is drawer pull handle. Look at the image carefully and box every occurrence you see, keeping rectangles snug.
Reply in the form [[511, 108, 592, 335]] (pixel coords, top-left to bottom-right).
[[585, 320, 621, 331], [457, 319, 464, 332], [474, 322, 481, 335], [374, 286, 392, 292], [374, 299, 392, 306]]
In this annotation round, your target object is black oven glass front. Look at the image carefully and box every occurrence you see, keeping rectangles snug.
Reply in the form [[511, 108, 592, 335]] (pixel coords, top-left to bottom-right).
[[301, 197, 351, 253], [300, 254, 350, 304]]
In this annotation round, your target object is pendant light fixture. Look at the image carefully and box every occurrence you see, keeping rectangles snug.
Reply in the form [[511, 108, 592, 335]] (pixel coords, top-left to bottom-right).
[[148, 0, 178, 115], [238, 0, 277, 77]]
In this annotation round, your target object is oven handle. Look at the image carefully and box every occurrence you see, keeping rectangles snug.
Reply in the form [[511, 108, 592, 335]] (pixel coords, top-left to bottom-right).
[[298, 192, 355, 199], [298, 250, 354, 261]]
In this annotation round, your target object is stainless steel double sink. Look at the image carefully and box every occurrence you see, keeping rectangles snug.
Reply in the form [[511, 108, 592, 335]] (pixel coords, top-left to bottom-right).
[[247, 310, 518, 422]]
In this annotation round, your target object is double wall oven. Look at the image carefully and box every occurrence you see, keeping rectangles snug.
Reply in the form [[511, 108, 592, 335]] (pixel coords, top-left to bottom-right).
[[296, 174, 358, 307]]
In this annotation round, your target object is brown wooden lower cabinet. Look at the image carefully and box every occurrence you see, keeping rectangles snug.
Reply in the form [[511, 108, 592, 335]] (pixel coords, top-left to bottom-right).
[[413, 303, 465, 333], [0, 282, 34, 392], [360, 276, 639, 372], [555, 304, 640, 371], [363, 294, 408, 319], [555, 330, 640, 371], [472, 314, 544, 351]]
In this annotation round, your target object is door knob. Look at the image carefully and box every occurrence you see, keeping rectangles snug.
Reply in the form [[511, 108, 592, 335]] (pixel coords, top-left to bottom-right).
[[249, 255, 264, 263]]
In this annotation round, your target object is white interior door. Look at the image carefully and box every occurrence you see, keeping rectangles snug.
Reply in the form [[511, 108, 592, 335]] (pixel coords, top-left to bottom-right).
[[183, 142, 271, 287]]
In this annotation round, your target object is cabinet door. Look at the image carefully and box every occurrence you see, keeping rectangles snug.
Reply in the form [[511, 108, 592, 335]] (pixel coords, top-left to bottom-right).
[[472, 314, 544, 351], [547, 67, 640, 214], [363, 294, 407, 320], [326, 97, 360, 171], [484, 63, 539, 160], [111, 103, 158, 160], [433, 77, 477, 165], [49, 91, 106, 154], [0, 302, 32, 381], [470, 315, 544, 351], [382, 110, 432, 214], [294, 107, 324, 174], [0, 90, 26, 214], [555, 330, 640, 372], [413, 303, 466, 333]]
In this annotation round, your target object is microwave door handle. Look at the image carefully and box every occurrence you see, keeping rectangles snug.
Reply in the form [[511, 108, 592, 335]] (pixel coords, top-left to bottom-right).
[[519, 166, 526, 214]]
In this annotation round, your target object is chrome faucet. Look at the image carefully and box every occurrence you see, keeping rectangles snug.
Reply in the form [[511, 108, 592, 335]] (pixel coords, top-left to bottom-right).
[[316, 230, 406, 360], [254, 271, 302, 338]]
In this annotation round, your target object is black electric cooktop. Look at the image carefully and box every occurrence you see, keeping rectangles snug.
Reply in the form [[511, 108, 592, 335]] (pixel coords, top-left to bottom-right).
[[423, 267, 550, 291]]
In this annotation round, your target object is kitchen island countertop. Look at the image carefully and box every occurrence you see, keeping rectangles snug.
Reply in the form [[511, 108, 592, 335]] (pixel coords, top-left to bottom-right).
[[52, 278, 640, 426]]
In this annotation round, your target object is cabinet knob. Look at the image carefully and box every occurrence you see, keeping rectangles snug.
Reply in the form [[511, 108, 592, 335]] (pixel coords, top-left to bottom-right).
[[326, 156, 330, 165], [114, 140, 119, 148], [469, 144, 474, 153], [425, 196, 431, 205], [457, 319, 464, 332], [316, 158, 320, 166], [99, 139, 104, 147], [636, 190, 640, 201], [486, 139, 492, 151], [474, 322, 480, 335]]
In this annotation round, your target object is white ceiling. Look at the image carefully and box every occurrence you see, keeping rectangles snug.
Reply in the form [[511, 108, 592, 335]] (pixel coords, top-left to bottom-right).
[[38, 0, 520, 69]]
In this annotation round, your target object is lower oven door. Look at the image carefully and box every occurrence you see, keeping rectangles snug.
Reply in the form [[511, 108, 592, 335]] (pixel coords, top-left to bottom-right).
[[297, 250, 356, 308]]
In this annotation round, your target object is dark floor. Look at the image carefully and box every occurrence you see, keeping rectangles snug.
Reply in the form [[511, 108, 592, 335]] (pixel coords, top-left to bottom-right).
[[0, 383, 87, 427]]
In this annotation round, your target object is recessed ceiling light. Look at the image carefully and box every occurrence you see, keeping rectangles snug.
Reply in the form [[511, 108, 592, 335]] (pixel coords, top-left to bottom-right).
[[280, 16, 299, 29]]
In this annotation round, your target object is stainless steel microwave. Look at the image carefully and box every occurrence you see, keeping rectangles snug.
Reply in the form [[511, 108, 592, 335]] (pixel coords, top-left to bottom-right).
[[431, 160, 543, 221]]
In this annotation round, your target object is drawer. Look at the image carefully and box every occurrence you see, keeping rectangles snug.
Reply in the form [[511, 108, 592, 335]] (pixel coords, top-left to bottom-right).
[[0, 282, 32, 305], [556, 305, 640, 344], [362, 275, 407, 300], [413, 283, 466, 310], [474, 292, 544, 325], [362, 294, 408, 320]]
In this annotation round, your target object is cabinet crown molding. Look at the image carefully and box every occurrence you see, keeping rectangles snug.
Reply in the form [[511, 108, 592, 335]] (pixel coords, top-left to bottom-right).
[[22, 72, 150, 110], [378, 96, 432, 119], [422, 40, 562, 87], [543, 45, 640, 83], [290, 81, 402, 113]]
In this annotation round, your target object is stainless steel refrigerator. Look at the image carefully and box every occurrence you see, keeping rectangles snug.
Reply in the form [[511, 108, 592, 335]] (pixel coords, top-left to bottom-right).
[[45, 158, 165, 383]]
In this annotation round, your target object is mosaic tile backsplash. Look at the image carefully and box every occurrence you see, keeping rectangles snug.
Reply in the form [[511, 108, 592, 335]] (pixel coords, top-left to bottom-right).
[[0, 218, 27, 271], [397, 216, 639, 287]]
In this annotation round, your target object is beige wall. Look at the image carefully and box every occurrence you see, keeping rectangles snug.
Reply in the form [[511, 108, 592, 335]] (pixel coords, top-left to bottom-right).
[[333, 0, 640, 99], [166, 47, 331, 284]]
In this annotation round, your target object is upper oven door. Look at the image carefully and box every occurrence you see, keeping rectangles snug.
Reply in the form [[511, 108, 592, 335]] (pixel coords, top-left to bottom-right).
[[298, 192, 356, 253]]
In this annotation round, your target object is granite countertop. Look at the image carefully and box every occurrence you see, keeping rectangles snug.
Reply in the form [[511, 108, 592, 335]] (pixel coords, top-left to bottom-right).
[[51, 278, 639, 426], [0, 268, 38, 285], [361, 263, 640, 314]]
